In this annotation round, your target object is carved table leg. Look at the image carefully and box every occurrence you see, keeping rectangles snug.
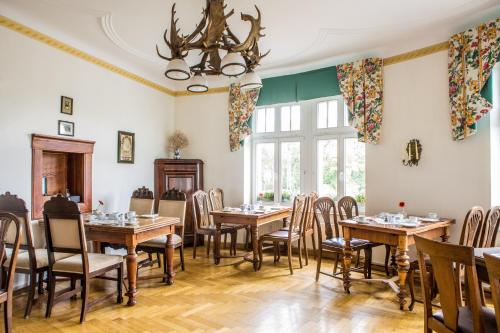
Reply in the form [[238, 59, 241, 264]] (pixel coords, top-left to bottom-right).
[[125, 245, 138, 306], [441, 226, 450, 243], [396, 236, 410, 310], [165, 233, 175, 285], [214, 223, 221, 265], [342, 227, 352, 293], [251, 225, 259, 272]]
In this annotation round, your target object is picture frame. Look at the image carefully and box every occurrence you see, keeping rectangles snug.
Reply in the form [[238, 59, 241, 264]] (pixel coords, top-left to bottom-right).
[[58, 120, 74, 136], [60, 96, 73, 115], [117, 131, 135, 164]]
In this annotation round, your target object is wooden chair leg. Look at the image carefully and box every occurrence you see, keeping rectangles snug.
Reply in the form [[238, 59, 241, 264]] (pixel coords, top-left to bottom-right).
[[355, 249, 361, 267], [37, 271, 45, 295], [156, 252, 161, 268], [297, 239, 303, 269], [180, 244, 185, 271], [384, 244, 391, 276], [333, 253, 339, 274], [273, 242, 278, 263], [303, 236, 308, 266], [287, 241, 294, 275], [206, 235, 212, 257], [408, 267, 416, 311], [45, 273, 56, 318], [24, 270, 37, 318], [223, 234, 227, 249], [311, 233, 317, 260], [70, 277, 77, 300], [117, 264, 123, 304], [232, 232, 237, 255], [258, 239, 264, 270], [79, 278, 90, 323], [390, 246, 397, 276], [315, 248, 322, 281], [245, 227, 250, 250], [193, 232, 198, 259], [4, 295, 12, 333]]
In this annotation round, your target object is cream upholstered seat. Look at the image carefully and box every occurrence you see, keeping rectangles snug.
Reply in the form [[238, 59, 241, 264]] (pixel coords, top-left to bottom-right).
[[129, 198, 154, 215], [3, 250, 71, 270], [141, 234, 182, 248], [53, 253, 123, 274]]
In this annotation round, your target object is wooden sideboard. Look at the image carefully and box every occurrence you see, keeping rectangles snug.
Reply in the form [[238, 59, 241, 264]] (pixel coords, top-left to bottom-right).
[[154, 159, 203, 245]]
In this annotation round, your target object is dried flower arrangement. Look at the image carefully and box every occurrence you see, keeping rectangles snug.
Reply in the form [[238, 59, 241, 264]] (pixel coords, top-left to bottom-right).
[[167, 131, 189, 159]]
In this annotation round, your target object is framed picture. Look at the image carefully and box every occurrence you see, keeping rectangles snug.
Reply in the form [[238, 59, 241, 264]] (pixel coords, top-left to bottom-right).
[[60, 96, 73, 115], [117, 131, 135, 164], [58, 120, 74, 136]]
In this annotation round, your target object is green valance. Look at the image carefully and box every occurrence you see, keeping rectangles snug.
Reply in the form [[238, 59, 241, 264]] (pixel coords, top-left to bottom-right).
[[257, 66, 340, 106], [480, 53, 499, 104]]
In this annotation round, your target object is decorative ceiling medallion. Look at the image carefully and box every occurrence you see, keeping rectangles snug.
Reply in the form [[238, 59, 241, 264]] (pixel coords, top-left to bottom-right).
[[156, 0, 270, 92]]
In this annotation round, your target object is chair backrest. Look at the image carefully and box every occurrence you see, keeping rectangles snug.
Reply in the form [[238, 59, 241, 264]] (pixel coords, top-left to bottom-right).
[[192, 190, 212, 231], [208, 188, 224, 211], [43, 195, 88, 271], [414, 235, 484, 333], [288, 195, 308, 237], [0, 212, 22, 295], [338, 196, 359, 220], [479, 207, 500, 248], [303, 192, 318, 233], [158, 189, 187, 237], [314, 197, 339, 240], [459, 206, 484, 247], [0, 192, 32, 249], [484, 253, 500, 331], [129, 186, 154, 215]]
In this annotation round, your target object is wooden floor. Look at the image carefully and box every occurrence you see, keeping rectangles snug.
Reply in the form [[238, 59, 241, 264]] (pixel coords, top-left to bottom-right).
[[5, 247, 425, 333]]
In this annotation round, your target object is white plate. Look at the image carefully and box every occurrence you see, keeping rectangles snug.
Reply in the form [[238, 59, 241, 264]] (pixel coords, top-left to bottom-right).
[[138, 214, 158, 218], [421, 218, 440, 222], [398, 222, 420, 228]]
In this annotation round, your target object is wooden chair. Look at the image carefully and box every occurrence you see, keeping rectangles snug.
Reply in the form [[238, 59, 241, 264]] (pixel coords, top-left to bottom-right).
[[129, 186, 154, 215], [208, 188, 248, 253], [43, 195, 124, 323], [192, 190, 239, 259], [484, 253, 500, 331], [258, 195, 308, 275], [313, 197, 373, 283], [478, 207, 500, 248], [337, 196, 390, 275], [0, 192, 71, 318], [414, 235, 497, 333], [299, 192, 318, 266], [137, 189, 187, 272], [408, 206, 485, 311], [0, 212, 22, 333]]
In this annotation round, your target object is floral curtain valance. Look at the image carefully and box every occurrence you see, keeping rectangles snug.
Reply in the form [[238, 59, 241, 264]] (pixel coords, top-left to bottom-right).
[[337, 58, 384, 144], [228, 84, 260, 152], [449, 18, 500, 140]]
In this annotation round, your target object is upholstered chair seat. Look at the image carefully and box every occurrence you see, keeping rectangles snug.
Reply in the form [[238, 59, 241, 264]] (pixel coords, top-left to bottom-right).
[[432, 307, 497, 333], [141, 234, 183, 248], [323, 237, 371, 248], [263, 230, 300, 240], [3, 250, 71, 269], [52, 253, 123, 274]]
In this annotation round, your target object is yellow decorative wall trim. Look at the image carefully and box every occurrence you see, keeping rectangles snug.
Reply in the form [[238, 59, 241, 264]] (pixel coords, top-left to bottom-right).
[[383, 41, 448, 66], [1, 14, 449, 97], [0, 15, 176, 96]]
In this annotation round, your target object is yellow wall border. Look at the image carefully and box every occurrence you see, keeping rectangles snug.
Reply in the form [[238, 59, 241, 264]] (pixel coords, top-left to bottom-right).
[[1, 14, 449, 97]]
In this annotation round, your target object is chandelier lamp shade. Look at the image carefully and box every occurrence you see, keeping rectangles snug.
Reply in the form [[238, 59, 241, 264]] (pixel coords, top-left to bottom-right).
[[156, 0, 269, 93]]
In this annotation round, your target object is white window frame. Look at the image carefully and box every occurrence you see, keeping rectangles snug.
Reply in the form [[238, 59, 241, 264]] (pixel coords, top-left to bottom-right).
[[250, 96, 363, 206]]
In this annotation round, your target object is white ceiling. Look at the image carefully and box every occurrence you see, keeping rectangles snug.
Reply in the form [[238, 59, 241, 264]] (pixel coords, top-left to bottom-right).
[[1, 0, 500, 91]]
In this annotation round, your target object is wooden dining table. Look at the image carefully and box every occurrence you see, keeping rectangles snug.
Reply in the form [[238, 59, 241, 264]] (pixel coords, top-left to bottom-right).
[[210, 208, 291, 271], [85, 216, 178, 306], [339, 217, 455, 310], [474, 247, 500, 283]]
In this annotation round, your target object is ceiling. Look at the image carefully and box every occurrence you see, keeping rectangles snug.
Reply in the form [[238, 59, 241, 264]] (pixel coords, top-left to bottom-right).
[[1, 0, 500, 91]]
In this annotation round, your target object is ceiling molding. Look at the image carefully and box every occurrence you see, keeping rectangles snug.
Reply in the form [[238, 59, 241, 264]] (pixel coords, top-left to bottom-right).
[[0, 15, 175, 97]]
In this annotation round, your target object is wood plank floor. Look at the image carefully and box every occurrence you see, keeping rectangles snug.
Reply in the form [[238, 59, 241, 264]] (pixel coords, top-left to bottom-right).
[[5, 248, 425, 332]]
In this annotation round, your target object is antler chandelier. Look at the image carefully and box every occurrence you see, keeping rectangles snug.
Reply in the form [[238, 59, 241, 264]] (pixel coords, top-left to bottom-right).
[[157, 0, 269, 93]]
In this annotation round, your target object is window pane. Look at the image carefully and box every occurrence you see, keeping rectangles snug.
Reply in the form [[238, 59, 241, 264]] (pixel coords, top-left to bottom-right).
[[317, 102, 327, 129], [265, 108, 275, 132], [256, 109, 266, 133], [280, 142, 300, 203], [328, 100, 338, 127], [317, 139, 338, 197], [291, 105, 301, 131], [344, 103, 350, 127], [255, 143, 275, 202], [281, 106, 290, 132], [345, 138, 366, 204]]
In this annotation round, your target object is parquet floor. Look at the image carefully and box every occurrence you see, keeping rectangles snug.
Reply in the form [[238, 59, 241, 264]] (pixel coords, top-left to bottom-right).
[[5, 248, 425, 333]]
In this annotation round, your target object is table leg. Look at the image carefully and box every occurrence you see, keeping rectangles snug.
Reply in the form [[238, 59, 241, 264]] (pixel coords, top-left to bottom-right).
[[251, 226, 259, 272], [441, 226, 450, 243], [342, 227, 352, 293], [282, 217, 288, 228], [396, 236, 410, 310], [125, 245, 138, 306], [390, 246, 397, 276], [214, 223, 221, 265], [165, 233, 175, 285]]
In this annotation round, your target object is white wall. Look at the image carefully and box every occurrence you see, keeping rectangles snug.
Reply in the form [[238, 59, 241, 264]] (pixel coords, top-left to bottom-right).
[[0, 27, 175, 216]]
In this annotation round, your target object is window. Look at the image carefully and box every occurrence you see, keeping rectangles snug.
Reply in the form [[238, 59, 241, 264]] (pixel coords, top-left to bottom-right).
[[251, 97, 366, 206]]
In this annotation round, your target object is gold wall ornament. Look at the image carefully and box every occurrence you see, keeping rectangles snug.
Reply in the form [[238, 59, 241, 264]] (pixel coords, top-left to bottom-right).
[[402, 139, 422, 167], [156, 0, 270, 86]]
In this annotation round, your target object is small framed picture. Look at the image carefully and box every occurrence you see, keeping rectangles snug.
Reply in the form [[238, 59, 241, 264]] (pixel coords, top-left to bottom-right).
[[58, 120, 74, 136], [117, 131, 135, 164], [60, 96, 73, 115]]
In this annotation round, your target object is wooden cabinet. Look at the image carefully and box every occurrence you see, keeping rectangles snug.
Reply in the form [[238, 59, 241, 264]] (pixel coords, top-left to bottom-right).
[[154, 159, 203, 245]]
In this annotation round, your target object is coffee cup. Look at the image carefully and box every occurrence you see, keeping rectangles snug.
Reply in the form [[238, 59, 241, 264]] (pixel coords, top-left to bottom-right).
[[409, 216, 419, 224], [357, 215, 366, 222], [126, 211, 136, 220]]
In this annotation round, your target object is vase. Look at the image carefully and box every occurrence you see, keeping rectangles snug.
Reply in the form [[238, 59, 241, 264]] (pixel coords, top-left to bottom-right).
[[174, 148, 181, 159]]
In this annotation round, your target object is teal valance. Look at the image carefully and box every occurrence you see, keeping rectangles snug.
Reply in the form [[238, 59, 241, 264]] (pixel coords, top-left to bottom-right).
[[257, 66, 340, 106], [480, 53, 500, 104]]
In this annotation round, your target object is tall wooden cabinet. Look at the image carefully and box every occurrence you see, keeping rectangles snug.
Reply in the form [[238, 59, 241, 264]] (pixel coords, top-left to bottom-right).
[[154, 159, 203, 245]]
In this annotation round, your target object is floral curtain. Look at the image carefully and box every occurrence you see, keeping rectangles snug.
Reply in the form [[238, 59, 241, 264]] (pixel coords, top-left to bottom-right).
[[449, 18, 500, 140], [228, 83, 260, 152], [337, 58, 384, 144]]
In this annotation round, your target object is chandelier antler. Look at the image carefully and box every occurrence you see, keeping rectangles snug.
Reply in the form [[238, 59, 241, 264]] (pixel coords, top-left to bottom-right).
[[156, 0, 269, 92]]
